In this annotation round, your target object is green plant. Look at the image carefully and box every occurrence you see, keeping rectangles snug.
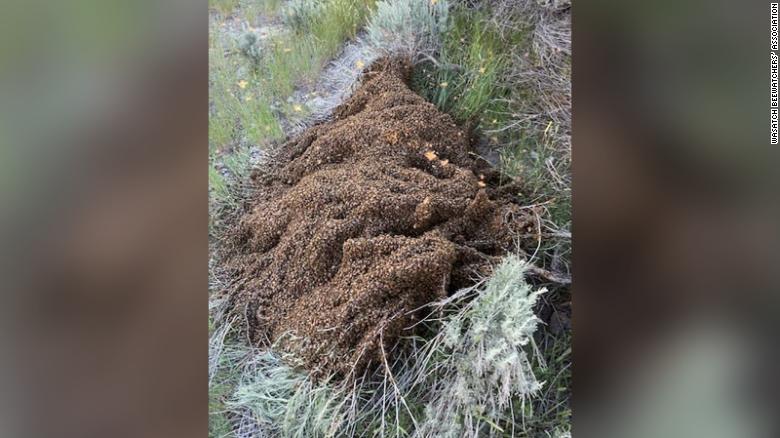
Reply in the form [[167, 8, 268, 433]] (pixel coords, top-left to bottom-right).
[[209, 0, 378, 236], [208, 319, 247, 438], [411, 7, 514, 125], [237, 32, 263, 65], [262, 0, 376, 96], [209, 0, 572, 435], [365, 0, 448, 55], [411, 2, 571, 283], [209, 166, 231, 209], [228, 351, 351, 438], [412, 255, 545, 437], [283, 0, 326, 32], [520, 328, 571, 437], [243, 0, 283, 19], [310, 0, 377, 57], [209, 19, 284, 226], [209, 32, 238, 152], [209, 0, 240, 15], [219, 256, 546, 438]]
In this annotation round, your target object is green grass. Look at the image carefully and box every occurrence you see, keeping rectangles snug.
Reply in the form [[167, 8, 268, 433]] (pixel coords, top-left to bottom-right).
[[412, 4, 570, 275], [262, 34, 323, 96], [208, 2, 383, 431], [500, 128, 572, 229], [209, 0, 240, 15], [210, 0, 282, 17], [210, 30, 285, 149], [283, 0, 325, 32], [409, 3, 572, 435], [209, 376, 234, 438], [261, 0, 375, 95], [218, 256, 547, 438], [242, 0, 283, 19], [209, 34, 240, 152], [519, 328, 571, 436], [209, 1, 571, 436], [310, 0, 374, 55], [208, 0, 377, 216], [209, 167, 231, 208], [228, 351, 350, 437], [208, 319, 245, 438], [411, 8, 520, 128], [207, 16, 277, 212]]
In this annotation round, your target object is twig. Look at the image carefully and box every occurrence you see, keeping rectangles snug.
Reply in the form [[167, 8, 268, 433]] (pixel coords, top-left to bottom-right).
[[379, 330, 419, 432]]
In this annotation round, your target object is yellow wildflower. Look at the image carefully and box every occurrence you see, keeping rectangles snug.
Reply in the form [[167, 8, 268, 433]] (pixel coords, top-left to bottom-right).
[[237, 80, 248, 89], [355, 59, 365, 69], [293, 104, 303, 112]]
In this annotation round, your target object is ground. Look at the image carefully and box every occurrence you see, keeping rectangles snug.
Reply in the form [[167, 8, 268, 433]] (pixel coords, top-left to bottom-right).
[[209, 1, 571, 437]]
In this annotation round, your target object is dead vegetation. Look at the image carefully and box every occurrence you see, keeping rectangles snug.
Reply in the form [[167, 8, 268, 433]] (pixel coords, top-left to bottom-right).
[[209, 1, 571, 436]]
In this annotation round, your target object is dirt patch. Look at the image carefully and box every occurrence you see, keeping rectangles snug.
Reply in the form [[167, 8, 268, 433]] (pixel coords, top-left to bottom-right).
[[222, 58, 532, 378]]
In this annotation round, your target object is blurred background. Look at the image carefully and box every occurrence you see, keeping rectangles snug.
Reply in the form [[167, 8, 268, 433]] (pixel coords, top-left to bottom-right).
[[0, 1, 207, 437], [0, 0, 776, 437], [574, 1, 778, 437]]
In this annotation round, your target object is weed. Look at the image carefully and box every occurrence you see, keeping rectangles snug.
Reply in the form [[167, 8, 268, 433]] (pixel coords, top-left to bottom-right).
[[262, 34, 322, 96], [228, 350, 350, 437], [209, 166, 232, 217], [365, 0, 449, 56], [283, 0, 327, 32], [311, 0, 375, 57], [208, 319, 248, 438], [253, 0, 375, 97], [241, 0, 283, 20], [219, 256, 546, 438], [209, 1, 571, 436], [413, 255, 545, 437], [487, 0, 572, 219], [521, 328, 571, 437], [410, 7, 518, 126], [237, 32, 263, 65], [411, 1, 571, 279], [209, 33, 238, 152], [209, 0, 240, 16], [209, 11, 290, 217], [407, 3, 572, 435]]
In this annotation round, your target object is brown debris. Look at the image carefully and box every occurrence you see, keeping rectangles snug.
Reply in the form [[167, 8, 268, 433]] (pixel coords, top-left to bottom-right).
[[222, 58, 532, 378]]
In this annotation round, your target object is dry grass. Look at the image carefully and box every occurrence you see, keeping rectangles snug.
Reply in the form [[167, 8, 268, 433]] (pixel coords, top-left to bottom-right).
[[215, 256, 546, 437], [209, 1, 571, 436], [413, 0, 571, 276]]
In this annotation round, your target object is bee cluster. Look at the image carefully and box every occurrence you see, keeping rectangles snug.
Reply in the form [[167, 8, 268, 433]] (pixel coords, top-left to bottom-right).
[[221, 57, 533, 378]]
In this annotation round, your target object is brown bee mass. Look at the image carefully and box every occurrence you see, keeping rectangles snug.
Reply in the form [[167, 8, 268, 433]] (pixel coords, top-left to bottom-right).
[[221, 58, 531, 378]]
